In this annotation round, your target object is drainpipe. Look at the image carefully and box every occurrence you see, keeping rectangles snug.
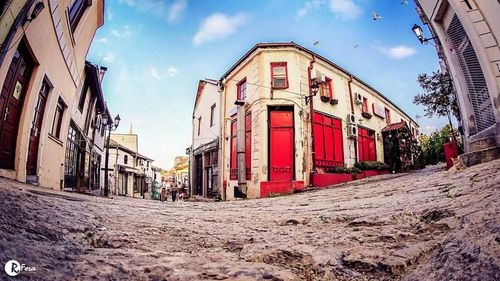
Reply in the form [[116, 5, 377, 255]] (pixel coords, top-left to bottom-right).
[[308, 55, 316, 184], [348, 75, 358, 163], [236, 101, 247, 197], [217, 81, 226, 201]]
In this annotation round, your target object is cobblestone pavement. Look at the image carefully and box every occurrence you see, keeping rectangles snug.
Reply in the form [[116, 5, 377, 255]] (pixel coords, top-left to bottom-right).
[[0, 160, 499, 280]]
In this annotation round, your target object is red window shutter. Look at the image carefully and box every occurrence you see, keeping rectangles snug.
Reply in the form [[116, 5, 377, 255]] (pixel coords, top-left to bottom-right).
[[245, 112, 251, 180], [314, 122, 325, 160], [230, 119, 237, 180], [333, 119, 343, 163], [324, 118, 334, 161]]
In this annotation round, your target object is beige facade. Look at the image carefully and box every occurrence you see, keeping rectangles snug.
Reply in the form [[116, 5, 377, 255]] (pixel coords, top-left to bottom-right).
[[415, 0, 500, 153], [0, 0, 104, 189], [219, 43, 418, 200]]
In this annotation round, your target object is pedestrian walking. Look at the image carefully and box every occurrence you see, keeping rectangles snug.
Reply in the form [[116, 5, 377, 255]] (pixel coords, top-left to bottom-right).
[[171, 180, 178, 202]]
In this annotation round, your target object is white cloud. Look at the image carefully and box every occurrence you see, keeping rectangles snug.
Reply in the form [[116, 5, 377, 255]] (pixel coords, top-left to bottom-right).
[[296, 0, 362, 21], [102, 52, 115, 62], [193, 13, 247, 45], [296, 0, 324, 19], [97, 37, 108, 43], [168, 0, 187, 22], [150, 66, 179, 80], [118, 0, 187, 23], [110, 24, 136, 38], [377, 45, 417, 59], [106, 9, 113, 21], [150, 67, 161, 80], [329, 0, 362, 21], [167, 66, 179, 77]]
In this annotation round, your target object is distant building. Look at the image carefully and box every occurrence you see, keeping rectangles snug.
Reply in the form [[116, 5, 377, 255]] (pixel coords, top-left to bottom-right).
[[104, 132, 154, 198], [173, 156, 188, 185], [189, 79, 220, 198], [0, 0, 105, 189], [414, 0, 500, 163], [218, 42, 418, 200]]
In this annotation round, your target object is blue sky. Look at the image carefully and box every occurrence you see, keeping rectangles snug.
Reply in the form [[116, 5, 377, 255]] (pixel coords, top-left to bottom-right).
[[87, 0, 446, 168]]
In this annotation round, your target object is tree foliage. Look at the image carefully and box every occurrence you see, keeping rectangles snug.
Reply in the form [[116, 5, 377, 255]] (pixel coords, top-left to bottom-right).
[[414, 71, 460, 123], [419, 125, 462, 165]]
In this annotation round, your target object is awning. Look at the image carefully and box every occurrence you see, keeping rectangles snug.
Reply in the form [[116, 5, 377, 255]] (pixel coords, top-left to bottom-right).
[[381, 121, 408, 132]]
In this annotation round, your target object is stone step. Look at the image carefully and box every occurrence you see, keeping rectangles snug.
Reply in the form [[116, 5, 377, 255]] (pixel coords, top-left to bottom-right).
[[459, 145, 500, 167], [469, 137, 497, 151]]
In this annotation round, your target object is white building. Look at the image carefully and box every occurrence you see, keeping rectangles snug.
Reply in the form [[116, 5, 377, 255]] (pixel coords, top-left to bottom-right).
[[189, 79, 220, 198]]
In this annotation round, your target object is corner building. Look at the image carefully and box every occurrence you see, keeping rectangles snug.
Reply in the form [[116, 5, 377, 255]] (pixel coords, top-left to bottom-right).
[[219, 43, 418, 200]]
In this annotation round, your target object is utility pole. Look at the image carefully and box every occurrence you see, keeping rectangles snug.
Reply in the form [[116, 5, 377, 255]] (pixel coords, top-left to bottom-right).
[[235, 100, 247, 197]]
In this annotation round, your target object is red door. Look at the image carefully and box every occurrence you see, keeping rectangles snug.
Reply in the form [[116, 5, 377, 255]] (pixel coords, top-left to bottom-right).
[[26, 80, 49, 176], [269, 110, 294, 182], [0, 44, 34, 169]]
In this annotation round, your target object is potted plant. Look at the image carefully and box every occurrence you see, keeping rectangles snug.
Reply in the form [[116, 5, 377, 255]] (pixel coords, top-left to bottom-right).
[[330, 98, 338, 105], [320, 95, 331, 102], [361, 112, 373, 119]]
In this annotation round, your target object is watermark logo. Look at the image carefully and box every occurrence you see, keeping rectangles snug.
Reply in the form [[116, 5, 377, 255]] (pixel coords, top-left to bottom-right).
[[4, 260, 36, 277]]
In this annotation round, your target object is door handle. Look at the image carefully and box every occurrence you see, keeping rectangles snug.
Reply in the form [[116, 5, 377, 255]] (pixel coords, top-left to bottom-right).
[[3, 107, 9, 121]]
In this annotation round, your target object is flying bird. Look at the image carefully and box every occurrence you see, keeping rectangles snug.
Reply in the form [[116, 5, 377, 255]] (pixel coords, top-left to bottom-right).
[[401, 0, 409, 4], [353, 44, 359, 49], [313, 41, 320, 47], [372, 11, 382, 21]]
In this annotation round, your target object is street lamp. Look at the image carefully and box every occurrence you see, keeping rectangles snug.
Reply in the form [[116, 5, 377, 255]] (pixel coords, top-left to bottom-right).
[[412, 24, 437, 44], [103, 114, 121, 197], [305, 79, 320, 105]]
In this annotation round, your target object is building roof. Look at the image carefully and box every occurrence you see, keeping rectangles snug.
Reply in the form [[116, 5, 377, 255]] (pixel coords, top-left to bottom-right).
[[219, 42, 417, 125], [381, 121, 409, 132], [193, 78, 218, 114]]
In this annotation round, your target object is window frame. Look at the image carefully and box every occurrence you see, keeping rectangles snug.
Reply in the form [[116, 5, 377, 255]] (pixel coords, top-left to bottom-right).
[[50, 98, 66, 139], [210, 104, 216, 127], [270, 62, 289, 89], [320, 77, 333, 98], [124, 155, 128, 165], [385, 108, 391, 124], [362, 97, 368, 113], [313, 111, 344, 167], [197, 117, 201, 136], [69, 0, 92, 33], [237, 78, 247, 100], [230, 118, 237, 180]]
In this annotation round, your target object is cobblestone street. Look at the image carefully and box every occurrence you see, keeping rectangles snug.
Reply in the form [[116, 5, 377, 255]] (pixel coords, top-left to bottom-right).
[[1, 160, 499, 280]]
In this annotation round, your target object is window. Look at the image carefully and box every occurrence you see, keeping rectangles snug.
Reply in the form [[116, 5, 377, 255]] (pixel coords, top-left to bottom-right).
[[237, 78, 247, 100], [78, 82, 88, 112], [385, 108, 391, 124], [69, 0, 92, 33], [313, 112, 344, 167], [198, 117, 201, 135], [124, 155, 128, 164], [210, 104, 216, 127], [230, 119, 237, 180], [320, 77, 333, 98], [245, 112, 251, 180], [362, 97, 368, 113], [271, 62, 288, 89], [229, 114, 252, 180], [51, 98, 66, 139], [358, 127, 376, 161]]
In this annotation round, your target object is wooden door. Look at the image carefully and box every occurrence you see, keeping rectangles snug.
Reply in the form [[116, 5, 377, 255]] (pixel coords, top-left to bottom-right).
[[0, 45, 34, 169], [26, 80, 49, 175], [269, 110, 294, 182]]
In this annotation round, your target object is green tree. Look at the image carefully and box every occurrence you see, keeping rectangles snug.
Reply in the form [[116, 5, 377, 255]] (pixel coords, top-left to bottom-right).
[[414, 71, 460, 132]]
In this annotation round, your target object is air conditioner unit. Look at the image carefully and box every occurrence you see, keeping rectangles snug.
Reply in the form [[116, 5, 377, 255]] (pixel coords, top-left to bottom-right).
[[346, 113, 357, 124], [354, 93, 362, 105], [347, 124, 357, 138], [315, 70, 326, 83]]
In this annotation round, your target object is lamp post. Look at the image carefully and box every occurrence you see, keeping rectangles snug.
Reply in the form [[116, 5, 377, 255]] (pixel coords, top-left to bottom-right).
[[412, 24, 437, 44], [103, 114, 121, 197]]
